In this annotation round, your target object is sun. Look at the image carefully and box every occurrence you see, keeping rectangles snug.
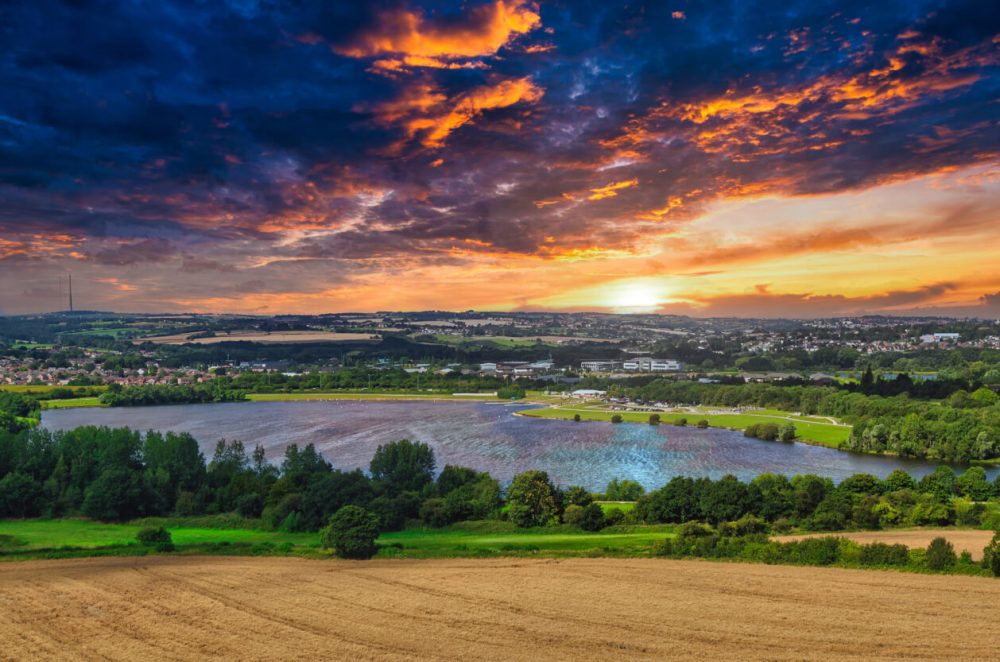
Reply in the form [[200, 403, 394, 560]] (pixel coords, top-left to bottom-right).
[[611, 280, 664, 313]]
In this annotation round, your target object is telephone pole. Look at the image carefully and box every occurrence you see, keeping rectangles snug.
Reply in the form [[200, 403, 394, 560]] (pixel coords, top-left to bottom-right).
[[68, 273, 74, 313]]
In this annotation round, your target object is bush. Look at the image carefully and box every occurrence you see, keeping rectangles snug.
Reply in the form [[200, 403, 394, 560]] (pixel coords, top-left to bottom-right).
[[925, 537, 956, 571], [610, 414, 623, 424], [674, 417, 687, 427], [137, 527, 172, 546], [982, 532, 1000, 577], [677, 521, 715, 539], [696, 419, 709, 429], [604, 508, 626, 526], [858, 542, 910, 566], [573, 414, 581, 422], [577, 503, 606, 531], [562, 504, 584, 526], [719, 514, 768, 537], [419, 498, 451, 528], [648, 414, 660, 425], [320, 505, 380, 559]]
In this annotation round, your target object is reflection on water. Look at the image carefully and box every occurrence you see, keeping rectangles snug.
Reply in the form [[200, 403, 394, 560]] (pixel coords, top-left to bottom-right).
[[41, 400, 997, 490]]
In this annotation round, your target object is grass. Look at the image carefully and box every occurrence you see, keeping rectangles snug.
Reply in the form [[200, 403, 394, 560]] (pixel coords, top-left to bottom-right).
[[0, 517, 673, 560], [246, 391, 501, 402], [40, 397, 103, 409], [0, 385, 107, 394], [0, 519, 314, 551], [519, 405, 851, 447]]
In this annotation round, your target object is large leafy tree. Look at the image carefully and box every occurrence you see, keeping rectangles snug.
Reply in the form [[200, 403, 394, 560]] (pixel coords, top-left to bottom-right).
[[506, 470, 559, 528]]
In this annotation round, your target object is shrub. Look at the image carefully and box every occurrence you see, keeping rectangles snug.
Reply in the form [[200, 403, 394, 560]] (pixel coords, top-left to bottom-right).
[[563, 485, 593, 507], [562, 504, 584, 526], [858, 542, 910, 567], [573, 414, 581, 422], [719, 514, 768, 537], [982, 532, 1000, 577], [674, 417, 687, 427], [577, 503, 606, 532], [925, 537, 957, 571], [779, 423, 796, 442], [419, 498, 451, 528], [137, 527, 172, 546], [648, 414, 660, 425], [320, 505, 380, 559], [610, 414, 623, 424], [696, 419, 709, 429], [604, 508, 626, 526], [677, 521, 715, 539]]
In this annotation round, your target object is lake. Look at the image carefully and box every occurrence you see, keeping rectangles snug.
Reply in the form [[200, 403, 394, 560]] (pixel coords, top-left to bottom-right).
[[41, 400, 995, 490]]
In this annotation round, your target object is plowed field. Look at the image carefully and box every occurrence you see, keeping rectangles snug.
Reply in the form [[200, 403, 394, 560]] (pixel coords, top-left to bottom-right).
[[2, 556, 999, 660]]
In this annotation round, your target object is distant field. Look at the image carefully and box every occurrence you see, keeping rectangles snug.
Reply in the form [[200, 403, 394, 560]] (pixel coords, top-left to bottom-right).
[[138, 330, 379, 345], [40, 397, 102, 409], [422, 334, 619, 347], [519, 405, 851, 447], [0, 385, 106, 395], [3, 556, 999, 660]]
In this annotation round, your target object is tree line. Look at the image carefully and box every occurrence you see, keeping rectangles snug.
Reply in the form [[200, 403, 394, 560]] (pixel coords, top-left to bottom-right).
[[2, 425, 999, 537]]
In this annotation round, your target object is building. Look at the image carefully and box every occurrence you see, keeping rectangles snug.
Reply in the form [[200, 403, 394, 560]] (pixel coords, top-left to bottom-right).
[[920, 333, 960, 344], [622, 357, 683, 372], [580, 360, 622, 372], [571, 389, 607, 398]]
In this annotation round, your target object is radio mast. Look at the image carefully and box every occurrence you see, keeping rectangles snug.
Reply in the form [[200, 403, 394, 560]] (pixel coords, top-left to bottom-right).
[[68, 273, 74, 313]]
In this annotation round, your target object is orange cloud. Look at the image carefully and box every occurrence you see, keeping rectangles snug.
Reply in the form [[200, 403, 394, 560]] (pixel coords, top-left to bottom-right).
[[372, 77, 543, 148], [336, 0, 540, 70], [588, 178, 638, 201]]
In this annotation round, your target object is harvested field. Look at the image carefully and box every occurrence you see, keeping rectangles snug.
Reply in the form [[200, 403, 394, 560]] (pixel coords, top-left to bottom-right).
[[138, 330, 378, 344], [774, 528, 995, 560], [2, 556, 1000, 660]]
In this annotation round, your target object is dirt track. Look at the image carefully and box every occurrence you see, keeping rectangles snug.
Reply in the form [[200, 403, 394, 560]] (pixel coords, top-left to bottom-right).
[[2, 556, 999, 660], [774, 528, 995, 560]]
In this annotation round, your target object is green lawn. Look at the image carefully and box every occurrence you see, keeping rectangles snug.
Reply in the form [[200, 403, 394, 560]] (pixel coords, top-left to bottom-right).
[[0, 518, 673, 560], [519, 406, 851, 448], [0, 519, 314, 551], [377, 521, 673, 557], [40, 397, 103, 409], [0, 385, 106, 395]]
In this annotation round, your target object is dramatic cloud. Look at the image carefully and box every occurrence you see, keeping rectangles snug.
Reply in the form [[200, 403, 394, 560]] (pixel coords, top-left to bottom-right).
[[0, 0, 998, 315]]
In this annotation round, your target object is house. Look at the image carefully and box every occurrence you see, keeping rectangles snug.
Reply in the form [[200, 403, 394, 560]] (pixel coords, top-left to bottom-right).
[[580, 360, 622, 372], [571, 389, 607, 398], [622, 357, 683, 372]]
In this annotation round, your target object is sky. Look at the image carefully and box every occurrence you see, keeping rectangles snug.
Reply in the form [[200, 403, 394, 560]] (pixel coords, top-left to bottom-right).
[[1, 0, 998, 318]]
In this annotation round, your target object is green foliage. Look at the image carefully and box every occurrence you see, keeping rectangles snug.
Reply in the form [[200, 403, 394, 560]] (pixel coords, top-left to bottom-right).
[[858, 542, 910, 566], [576, 503, 606, 531], [610, 414, 623, 423], [648, 413, 660, 425], [563, 485, 593, 507], [744, 422, 780, 441], [320, 506, 380, 559], [136, 526, 172, 545], [982, 532, 1000, 577], [925, 536, 957, 571], [696, 419, 709, 429], [604, 478, 644, 501], [506, 470, 559, 528], [369, 439, 435, 495]]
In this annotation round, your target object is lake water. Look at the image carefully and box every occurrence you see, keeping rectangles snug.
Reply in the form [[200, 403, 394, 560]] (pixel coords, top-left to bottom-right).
[[41, 400, 996, 490]]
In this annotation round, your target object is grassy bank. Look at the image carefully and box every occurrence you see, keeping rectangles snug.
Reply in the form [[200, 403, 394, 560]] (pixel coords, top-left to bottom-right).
[[519, 405, 851, 447], [0, 518, 675, 562]]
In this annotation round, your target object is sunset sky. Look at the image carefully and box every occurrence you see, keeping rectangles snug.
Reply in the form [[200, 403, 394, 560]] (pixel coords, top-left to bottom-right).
[[1, 0, 998, 317]]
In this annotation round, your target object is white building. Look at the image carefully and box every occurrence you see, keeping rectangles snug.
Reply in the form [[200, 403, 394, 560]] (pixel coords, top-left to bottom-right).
[[580, 360, 622, 372], [571, 389, 607, 398], [921, 333, 960, 344], [622, 357, 683, 372]]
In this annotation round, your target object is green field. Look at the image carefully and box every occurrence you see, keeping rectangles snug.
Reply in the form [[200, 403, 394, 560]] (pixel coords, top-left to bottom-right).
[[519, 405, 851, 447], [40, 397, 103, 409], [0, 385, 107, 395], [0, 518, 671, 560]]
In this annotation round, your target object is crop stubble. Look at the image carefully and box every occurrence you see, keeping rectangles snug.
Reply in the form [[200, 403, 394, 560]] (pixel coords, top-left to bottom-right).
[[1, 556, 998, 660]]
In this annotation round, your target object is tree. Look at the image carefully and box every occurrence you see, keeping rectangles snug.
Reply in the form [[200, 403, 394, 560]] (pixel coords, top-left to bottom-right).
[[369, 440, 435, 495], [506, 470, 558, 528], [0, 472, 43, 518], [956, 467, 992, 501], [82, 466, 148, 521], [983, 532, 1000, 577], [563, 485, 593, 507], [925, 537, 956, 571], [610, 414, 623, 424], [883, 469, 916, 493], [320, 505, 380, 559], [648, 413, 660, 425], [605, 478, 644, 501], [577, 503, 606, 531], [779, 422, 796, 442]]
